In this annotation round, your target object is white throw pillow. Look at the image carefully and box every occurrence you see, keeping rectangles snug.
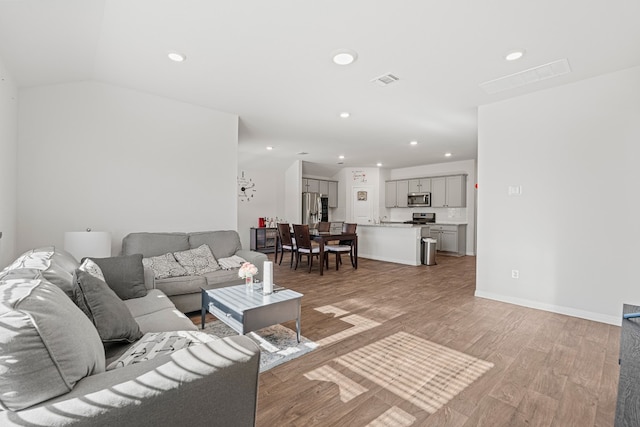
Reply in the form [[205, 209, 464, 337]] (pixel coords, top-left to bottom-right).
[[142, 253, 188, 279], [173, 244, 221, 275], [0, 279, 105, 411], [217, 255, 247, 270]]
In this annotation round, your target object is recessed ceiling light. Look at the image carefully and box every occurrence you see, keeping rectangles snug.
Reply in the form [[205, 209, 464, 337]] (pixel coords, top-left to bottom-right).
[[409, 140, 418, 146], [332, 49, 358, 65], [339, 155, 345, 159], [376, 162, 382, 167], [168, 51, 186, 62], [297, 152, 308, 155], [445, 152, 452, 157], [339, 112, 350, 118], [505, 50, 525, 61], [266, 146, 273, 150]]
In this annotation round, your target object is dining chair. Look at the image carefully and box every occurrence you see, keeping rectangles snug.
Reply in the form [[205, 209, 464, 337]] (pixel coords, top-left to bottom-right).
[[292, 224, 321, 273], [317, 221, 330, 232], [324, 223, 357, 270], [276, 223, 296, 268]]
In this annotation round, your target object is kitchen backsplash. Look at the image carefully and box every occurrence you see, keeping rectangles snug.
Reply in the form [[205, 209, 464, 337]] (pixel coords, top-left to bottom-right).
[[387, 207, 468, 223]]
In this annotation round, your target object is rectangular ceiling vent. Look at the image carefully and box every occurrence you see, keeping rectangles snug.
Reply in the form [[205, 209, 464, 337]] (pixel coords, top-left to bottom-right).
[[479, 58, 571, 94], [371, 73, 400, 87]]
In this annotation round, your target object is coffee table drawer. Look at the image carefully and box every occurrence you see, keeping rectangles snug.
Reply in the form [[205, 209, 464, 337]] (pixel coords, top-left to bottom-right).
[[211, 299, 243, 324]]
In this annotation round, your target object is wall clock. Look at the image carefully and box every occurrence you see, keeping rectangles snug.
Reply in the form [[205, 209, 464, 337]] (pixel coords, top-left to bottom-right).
[[237, 171, 256, 202]]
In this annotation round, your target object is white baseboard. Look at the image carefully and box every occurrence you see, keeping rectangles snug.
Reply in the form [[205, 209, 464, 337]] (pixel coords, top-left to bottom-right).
[[474, 290, 621, 326]]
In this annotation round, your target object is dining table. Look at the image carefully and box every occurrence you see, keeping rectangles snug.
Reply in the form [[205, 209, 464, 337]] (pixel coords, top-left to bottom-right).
[[310, 230, 358, 276]]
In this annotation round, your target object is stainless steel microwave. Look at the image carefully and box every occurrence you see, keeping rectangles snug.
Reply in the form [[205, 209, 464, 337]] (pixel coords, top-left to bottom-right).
[[408, 192, 431, 207]]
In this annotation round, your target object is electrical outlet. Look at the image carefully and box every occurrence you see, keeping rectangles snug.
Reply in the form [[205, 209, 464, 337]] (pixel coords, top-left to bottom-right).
[[511, 270, 519, 279]]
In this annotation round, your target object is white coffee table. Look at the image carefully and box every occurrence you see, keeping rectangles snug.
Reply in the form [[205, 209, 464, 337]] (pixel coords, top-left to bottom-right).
[[201, 284, 303, 342]]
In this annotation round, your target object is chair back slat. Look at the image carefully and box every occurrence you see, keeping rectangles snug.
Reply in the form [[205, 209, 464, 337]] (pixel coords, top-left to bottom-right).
[[293, 224, 313, 250], [317, 222, 330, 232], [277, 223, 293, 246]]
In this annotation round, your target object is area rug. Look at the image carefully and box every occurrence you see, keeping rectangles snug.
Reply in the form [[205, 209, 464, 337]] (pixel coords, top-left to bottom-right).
[[202, 321, 318, 372]]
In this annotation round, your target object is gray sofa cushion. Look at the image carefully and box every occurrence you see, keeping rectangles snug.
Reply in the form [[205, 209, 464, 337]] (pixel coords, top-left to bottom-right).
[[89, 254, 147, 300], [124, 288, 176, 318], [0, 279, 105, 411], [155, 275, 207, 297], [189, 230, 242, 260], [74, 269, 143, 343], [122, 232, 190, 257]]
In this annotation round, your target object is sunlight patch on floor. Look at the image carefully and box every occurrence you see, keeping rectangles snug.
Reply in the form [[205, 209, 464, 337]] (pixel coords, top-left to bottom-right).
[[304, 365, 368, 402], [315, 314, 381, 346], [366, 406, 416, 427], [315, 304, 351, 318], [335, 331, 494, 414]]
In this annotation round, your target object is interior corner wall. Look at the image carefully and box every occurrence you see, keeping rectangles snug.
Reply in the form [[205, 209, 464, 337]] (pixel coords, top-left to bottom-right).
[[476, 66, 640, 325], [0, 57, 18, 267], [17, 81, 238, 256]]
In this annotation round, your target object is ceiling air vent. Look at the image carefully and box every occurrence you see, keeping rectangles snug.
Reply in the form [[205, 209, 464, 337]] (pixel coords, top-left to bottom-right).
[[480, 58, 571, 94], [371, 73, 400, 87]]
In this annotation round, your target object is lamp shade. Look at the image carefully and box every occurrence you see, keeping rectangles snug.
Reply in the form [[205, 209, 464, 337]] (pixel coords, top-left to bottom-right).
[[64, 231, 111, 261]]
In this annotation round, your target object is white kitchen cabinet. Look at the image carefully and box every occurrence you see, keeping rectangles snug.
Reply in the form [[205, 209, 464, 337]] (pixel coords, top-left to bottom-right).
[[396, 180, 409, 207], [431, 175, 466, 207], [430, 224, 466, 256], [306, 179, 319, 193], [385, 180, 409, 208], [328, 181, 338, 207], [408, 178, 431, 193], [318, 180, 329, 195]]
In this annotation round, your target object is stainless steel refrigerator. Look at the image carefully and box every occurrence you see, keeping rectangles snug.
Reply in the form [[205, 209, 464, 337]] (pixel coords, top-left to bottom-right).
[[302, 192, 328, 225]]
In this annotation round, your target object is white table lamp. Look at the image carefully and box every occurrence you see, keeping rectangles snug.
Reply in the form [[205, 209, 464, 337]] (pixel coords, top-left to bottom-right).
[[64, 229, 112, 261]]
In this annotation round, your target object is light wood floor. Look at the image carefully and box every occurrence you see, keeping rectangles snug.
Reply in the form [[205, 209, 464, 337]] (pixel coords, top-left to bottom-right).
[[193, 254, 620, 426]]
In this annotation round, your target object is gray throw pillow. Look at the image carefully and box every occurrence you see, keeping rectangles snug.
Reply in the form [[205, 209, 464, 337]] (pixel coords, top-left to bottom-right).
[[73, 269, 143, 343], [88, 254, 147, 300]]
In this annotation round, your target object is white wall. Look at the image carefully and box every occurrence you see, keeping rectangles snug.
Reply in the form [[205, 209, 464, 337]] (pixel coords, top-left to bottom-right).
[[18, 81, 239, 256], [388, 159, 477, 254], [236, 167, 287, 249], [0, 57, 18, 267], [476, 66, 640, 325]]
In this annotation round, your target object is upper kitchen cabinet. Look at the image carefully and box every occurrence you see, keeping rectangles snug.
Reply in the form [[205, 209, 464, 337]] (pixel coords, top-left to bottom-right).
[[328, 181, 338, 208], [385, 180, 409, 208], [303, 178, 339, 207], [408, 178, 431, 193], [303, 178, 320, 193], [318, 180, 329, 196], [431, 175, 466, 207]]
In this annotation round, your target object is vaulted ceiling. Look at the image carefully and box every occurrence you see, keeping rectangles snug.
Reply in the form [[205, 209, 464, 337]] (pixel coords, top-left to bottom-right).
[[1, 0, 639, 171]]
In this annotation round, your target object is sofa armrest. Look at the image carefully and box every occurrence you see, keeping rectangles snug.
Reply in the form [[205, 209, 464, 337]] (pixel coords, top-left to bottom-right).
[[0, 336, 260, 427], [143, 267, 155, 290], [236, 249, 269, 281]]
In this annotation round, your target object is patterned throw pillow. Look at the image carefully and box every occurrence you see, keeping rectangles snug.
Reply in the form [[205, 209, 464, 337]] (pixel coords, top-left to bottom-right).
[[173, 244, 221, 275], [142, 253, 188, 279], [78, 258, 106, 281], [107, 331, 216, 370]]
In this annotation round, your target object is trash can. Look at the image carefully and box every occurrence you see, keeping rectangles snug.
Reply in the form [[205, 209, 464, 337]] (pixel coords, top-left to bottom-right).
[[421, 238, 437, 265]]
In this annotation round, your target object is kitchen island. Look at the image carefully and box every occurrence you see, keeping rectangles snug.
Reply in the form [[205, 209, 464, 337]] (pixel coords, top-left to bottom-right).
[[358, 222, 467, 265], [358, 223, 431, 266]]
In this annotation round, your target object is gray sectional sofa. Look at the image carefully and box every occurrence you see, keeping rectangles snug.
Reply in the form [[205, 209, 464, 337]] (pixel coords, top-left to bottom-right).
[[0, 246, 260, 426], [122, 230, 268, 313]]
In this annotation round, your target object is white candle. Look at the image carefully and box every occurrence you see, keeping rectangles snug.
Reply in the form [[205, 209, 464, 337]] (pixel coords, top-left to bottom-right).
[[263, 261, 273, 294]]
